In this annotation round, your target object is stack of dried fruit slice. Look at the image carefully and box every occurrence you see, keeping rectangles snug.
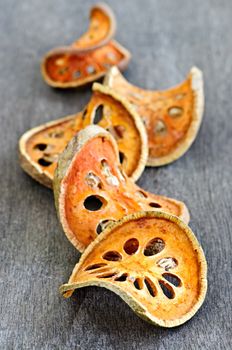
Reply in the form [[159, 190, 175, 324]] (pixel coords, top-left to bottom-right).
[[18, 1, 207, 327], [54, 126, 207, 327], [41, 3, 131, 88]]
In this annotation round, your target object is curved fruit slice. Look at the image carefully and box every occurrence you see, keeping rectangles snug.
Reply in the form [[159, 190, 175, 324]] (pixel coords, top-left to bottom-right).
[[104, 66, 204, 166], [42, 41, 131, 88], [19, 83, 147, 188], [54, 126, 189, 252], [72, 3, 116, 52], [60, 211, 207, 327]]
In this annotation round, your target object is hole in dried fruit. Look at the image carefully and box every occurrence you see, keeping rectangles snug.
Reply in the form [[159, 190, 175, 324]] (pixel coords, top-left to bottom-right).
[[149, 202, 162, 208], [159, 280, 175, 299], [85, 263, 107, 271], [157, 257, 178, 271], [85, 172, 102, 189], [83, 195, 105, 211], [162, 273, 182, 287], [144, 277, 156, 297], [168, 106, 183, 118], [134, 278, 143, 290], [34, 143, 47, 151], [73, 70, 81, 79], [102, 251, 122, 262], [96, 219, 115, 234], [144, 238, 165, 256], [135, 191, 148, 198], [86, 65, 96, 74], [93, 105, 104, 124], [115, 273, 128, 282], [154, 120, 166, 134], [124, 238, 139, 255], [38, 158, 52, 167], [48, 131, 64, 138], [113, 125, 125, 138], [119, 151, 125, 164], [97, 272, 117, 279]]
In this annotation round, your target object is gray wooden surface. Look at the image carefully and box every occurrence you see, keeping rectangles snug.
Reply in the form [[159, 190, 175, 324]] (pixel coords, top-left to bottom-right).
[[0, 0, 231, 349]]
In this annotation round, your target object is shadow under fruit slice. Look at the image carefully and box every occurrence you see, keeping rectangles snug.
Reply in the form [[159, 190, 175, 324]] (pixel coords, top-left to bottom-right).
[[104, 66, 204, 166], [41, 3, 131, 88], [54, 125, 190, 252], [19, 83, 147, 188], [60, 211, 207, 327]]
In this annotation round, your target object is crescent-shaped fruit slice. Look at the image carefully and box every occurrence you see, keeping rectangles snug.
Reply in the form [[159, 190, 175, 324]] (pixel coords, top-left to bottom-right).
[[104, 66, 204, 166], [60, 211, 207, 328], [42, 41, 131, 88], [19, 83, 147, 188], [54, 125, 189, 252], [41, 4, 131, 88], [72, 3, 116, 52]]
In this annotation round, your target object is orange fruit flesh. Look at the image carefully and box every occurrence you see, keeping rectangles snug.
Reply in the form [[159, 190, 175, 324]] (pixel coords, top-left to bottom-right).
[[45, 42, 124, 84], [63, 215, 203, 322], [73, 6, 113, 50], [108, 71, 194, 159], [25, 113, 83, 181], [62, 136, 188, 250], [82, 91, 143, 178]]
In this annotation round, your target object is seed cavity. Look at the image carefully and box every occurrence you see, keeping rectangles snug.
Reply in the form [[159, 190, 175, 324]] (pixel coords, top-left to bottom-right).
[[83, 195, 106, 211], [113, 125, 125, 138], [96, 219, 115, 234], [85, 263, 107, 271], [135, 190, 148, 198], [48, 131, 64, 138], [106, 52, 116, 61], [123, 238, 139, 255], [168, 106, 183, 118], [73, 70, 81, 79], [38, 158, 52, 167], [101, 159, 119, 186], [102, 251, 122, 262], [34, 143, 47, 151], [144, 238, 165, 256], [154, 120, 166, 134], [134, 278, 143, 290], [85, 172, 102, 189], [97, 272, 117, 279], [119, 152, 125, 164], [58, 67, 68, 75], [149, 202, 162, 208], [86, 65, 96, 74], [159, 280, 175, 299], [157, 257, 178, 271], [144, 277, 156, 297], [93, 105, 104, 124], [115, 273, 128, 282], [162, 273, 182, 287]]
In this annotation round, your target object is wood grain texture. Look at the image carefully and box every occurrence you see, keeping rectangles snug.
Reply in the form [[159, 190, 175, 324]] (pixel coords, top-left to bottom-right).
[[0, 0, 231, 349]]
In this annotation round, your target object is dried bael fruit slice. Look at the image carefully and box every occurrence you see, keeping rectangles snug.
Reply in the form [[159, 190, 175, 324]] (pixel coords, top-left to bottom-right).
[[42, 41, 131, 88], [19, 83, 147, 188], [71, 3, 116, 52], [104, 66, 204, 166], [54, 126, 189, 252], [41, 3, 131, 88], [60, 211, 207, 327]]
